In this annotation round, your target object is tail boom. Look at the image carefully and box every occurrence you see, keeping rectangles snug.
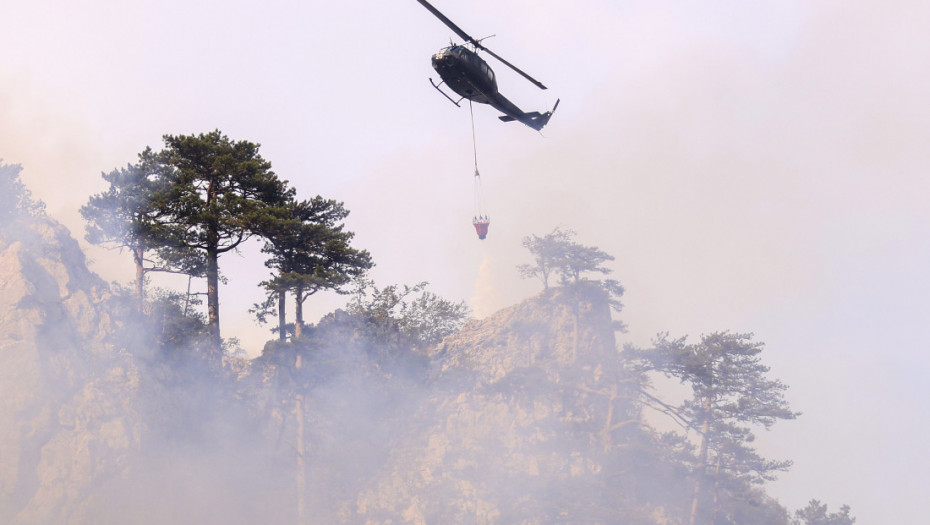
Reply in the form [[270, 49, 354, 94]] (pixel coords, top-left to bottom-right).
[[498, 99, 560, 131]]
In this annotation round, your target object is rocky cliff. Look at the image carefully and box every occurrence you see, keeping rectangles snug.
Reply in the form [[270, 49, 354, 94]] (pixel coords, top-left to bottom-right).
[[0, 217, 141, 525], [352, 285, 636, 524]]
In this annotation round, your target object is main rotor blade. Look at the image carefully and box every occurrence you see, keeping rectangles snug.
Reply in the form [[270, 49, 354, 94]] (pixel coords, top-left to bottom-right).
[[416, 0, 549, 91], [416, 0, 477, 45], [479, 46, 548, 90]]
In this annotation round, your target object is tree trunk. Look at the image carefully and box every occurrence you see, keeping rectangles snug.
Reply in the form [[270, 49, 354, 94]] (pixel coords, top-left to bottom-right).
[[205, 177, 222, 350], [133, 245, 145, 313], [206, 242, 221, 348], [294, 288, 304, 339], [295, 352, 306, 522], [277, 289, 287, 341], [689, 395, 713, 525]]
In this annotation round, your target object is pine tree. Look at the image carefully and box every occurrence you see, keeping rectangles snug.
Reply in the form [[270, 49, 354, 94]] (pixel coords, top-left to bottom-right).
[[518, 227, 625, 318], [793, 500, 856, 525], [630, 332, 799, 525], [157, 130, 292, 347], [256, 197, 372, 339], [81, 148, 203, 308], [517, 227, 574, 290]]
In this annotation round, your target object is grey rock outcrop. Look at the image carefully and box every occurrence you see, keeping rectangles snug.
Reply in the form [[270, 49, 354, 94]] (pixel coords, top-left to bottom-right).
[[433, 284, 619, 383], [0, 217, 140, 525], [354, 284, 631, 524]]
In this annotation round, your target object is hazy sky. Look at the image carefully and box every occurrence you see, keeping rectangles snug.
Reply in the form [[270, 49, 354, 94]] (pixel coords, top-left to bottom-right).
[[3, 0, 929, 521]]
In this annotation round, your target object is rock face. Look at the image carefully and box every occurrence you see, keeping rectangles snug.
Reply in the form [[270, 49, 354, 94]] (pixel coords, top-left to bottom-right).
[[353, 285, 633, 524], [0, 217, 140, 525], [433, 285, 619, 384]]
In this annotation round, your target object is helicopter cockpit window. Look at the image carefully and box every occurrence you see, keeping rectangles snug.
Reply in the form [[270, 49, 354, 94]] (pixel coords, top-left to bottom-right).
[[481, 63, 494, 81]]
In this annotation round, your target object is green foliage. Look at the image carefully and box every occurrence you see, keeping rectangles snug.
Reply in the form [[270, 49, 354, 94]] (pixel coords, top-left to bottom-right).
[[81, 149, 206, 306], [793, 500, 856, 525], [155, 130, 293, 345], [346, 277, 470, 348], [0, 160, 45, 225], [82, 149, 164, 251], [83, 129, 375, 349], [157, 130, 292, 255], [255, 197, 373, 338], [81, 131, 291, 347]]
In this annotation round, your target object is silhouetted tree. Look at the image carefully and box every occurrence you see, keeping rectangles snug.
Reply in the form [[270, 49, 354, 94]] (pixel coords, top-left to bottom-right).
[[793, 500, 856, 525], [253, 197, 372, 340], [517, 227, 574, 290], [81, 149, 204, 307], [518, 227, 625, 318], [629, 332, 799, 525], [156, 130, 292, 347], [346, 278, 470, 348], [557, 239, 614, 284], [518, 226, 617, 285], [0, 160, 44, 225]]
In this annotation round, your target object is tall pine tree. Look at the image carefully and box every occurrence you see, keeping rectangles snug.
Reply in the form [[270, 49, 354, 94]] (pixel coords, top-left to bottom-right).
[[630, 332, 799, 525], [157, 130, 292, 347], [81, 148, 204, 308], [255, 197, 372, 339]]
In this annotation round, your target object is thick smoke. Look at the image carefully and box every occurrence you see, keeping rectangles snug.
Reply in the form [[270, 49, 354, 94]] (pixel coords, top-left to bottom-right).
[[2, 163, 850, 524], [0, 197, 650, 523]]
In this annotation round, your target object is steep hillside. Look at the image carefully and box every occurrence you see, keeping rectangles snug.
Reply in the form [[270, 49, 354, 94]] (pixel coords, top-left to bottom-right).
[[0, 217, 140, 525]]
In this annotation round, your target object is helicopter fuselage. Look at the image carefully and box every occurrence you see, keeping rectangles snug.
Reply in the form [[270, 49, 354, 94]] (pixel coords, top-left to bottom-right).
[[429, 45, 558, 131], [430, 45, 530, 121], [431, 46, 498, 104]]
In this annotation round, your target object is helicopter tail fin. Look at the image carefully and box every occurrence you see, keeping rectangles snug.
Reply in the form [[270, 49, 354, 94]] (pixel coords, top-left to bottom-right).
[[500, 99, 560, 131]]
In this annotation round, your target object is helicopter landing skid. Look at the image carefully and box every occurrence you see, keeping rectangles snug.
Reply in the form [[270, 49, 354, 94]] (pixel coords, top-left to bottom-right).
[[430, 78, 463, 107]]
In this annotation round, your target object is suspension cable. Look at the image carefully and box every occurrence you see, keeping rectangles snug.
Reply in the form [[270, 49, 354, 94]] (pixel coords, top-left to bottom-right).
[[469, 99, 479, 175], [469, 99, 486, 219]]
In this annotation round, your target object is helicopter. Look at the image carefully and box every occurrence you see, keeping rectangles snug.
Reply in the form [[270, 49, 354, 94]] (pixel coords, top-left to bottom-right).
[[417, 0, 559, 131]]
